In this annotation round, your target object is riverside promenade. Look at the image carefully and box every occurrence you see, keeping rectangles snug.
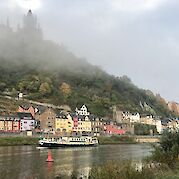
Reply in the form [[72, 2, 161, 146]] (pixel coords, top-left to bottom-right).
[[134, 135, 160, 143]]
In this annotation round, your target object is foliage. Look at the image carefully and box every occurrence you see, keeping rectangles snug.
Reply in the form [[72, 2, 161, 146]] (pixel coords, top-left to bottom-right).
[[61, 161, 179, 179], [0, 20, 175, 117], [39, 82, 52, 96], [134, 124, 158, 135], [0, 137, 38, 146], [89, 161, 155, 179], [149, 131, 179, 168], [59, 82, 72, 99], [98, 135, 135, 144]]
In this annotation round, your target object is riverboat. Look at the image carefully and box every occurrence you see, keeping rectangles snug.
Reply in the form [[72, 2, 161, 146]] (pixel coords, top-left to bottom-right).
[[38, 136, 98, 148]]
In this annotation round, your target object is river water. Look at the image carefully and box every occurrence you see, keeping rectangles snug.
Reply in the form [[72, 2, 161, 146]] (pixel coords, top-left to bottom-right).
[[0, 144, 152, 179]]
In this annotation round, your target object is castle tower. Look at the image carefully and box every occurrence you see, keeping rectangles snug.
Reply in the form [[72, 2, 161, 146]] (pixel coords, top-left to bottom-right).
[[23, 10, 37, 30], [21, 10, 43, 40]]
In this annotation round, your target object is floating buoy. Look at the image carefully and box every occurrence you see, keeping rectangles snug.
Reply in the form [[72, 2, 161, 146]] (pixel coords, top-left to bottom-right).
[[46, 150, 54, 162]]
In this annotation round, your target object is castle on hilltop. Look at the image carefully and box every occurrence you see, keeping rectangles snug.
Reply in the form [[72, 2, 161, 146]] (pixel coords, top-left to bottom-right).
[[0, 10, 43, 41]]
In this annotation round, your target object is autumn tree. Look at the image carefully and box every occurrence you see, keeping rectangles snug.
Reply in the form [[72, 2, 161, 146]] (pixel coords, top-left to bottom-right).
[[39, 82, 52, 95], [59, 82, 72, 98]]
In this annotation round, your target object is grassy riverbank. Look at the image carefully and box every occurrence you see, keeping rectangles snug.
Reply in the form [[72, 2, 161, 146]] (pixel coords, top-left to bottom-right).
[[0, 135, 136, 146], [0, 137, 39, 146], [98, 135, 136, 145], [56, 161, 179, 179], [87, 161, 179, 179]]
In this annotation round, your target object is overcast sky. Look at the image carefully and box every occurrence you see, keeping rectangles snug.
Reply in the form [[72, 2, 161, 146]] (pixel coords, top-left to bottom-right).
[[0, 0, 179, 102]]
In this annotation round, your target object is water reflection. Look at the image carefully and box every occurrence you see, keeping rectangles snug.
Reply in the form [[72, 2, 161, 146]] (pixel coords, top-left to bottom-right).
[[0, 144, 152, 179]]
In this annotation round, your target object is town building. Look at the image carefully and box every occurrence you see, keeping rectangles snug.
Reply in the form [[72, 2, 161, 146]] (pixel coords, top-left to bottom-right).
[[36, 108, 56, 133], [123, 112, 140, 123], [156, 120, 162, 134], [0, 115, 20, 132], [17, 106, 36, 118], [72, 115, 92, 135], [17, 112, 35, 131], [91, 117, 104, 136], [112, 106, 124, 123], [55, 114, 73, 135], [104, 124, 126, 135], [140, 115, 156, 126], [75, 105, 90, 116]]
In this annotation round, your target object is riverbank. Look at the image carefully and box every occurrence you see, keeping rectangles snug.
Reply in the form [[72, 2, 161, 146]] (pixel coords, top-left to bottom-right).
[[0, 135, 158, 146], [0, 136, 135, 146], [98, 135, 136, 145], [0, 137, 39, 146], [68, 161, 179, 179]]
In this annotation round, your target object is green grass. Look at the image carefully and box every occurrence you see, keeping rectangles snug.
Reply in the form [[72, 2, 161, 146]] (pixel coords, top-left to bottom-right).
[[68, 161, 179, 179], [0, 137, 39, 146], [98, 135, 136, 145]]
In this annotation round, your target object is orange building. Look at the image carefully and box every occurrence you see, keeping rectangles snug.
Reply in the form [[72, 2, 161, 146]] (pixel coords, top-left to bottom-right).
[[0, 115, 20, 132], [17, 106, 36, 118]]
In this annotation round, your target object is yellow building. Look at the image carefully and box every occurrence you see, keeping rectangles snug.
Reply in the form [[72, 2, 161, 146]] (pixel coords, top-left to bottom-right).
[[55, 114, 73, 133], [73, 116, 92, 134], [0, 120, 4, 130]]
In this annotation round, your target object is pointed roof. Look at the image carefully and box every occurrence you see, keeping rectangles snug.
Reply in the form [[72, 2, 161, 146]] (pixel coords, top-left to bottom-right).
[[28, 9, 33, 15]]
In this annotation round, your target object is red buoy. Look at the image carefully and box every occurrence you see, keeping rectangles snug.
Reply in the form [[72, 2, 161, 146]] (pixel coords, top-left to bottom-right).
[[46, 150, 54, 162]]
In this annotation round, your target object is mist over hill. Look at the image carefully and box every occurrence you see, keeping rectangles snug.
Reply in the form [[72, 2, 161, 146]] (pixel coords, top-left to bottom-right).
[[0, 10, 174, 117]]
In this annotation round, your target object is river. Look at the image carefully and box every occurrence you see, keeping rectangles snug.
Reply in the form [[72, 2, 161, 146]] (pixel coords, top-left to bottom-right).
[[0, 144, 152, 179]]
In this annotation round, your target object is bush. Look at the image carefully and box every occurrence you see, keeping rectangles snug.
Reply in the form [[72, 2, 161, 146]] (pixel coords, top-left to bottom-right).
[[149, 130, 179, 168], [134, 123, 157, 135], [98, 135, 135, 144], [89, 161, 155, 179]]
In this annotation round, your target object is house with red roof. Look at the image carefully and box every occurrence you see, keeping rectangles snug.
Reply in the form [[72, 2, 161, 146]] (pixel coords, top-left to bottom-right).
[[105, 124, 126, 135]]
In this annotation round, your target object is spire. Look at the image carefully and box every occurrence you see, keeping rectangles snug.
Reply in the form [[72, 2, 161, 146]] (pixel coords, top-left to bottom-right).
[[21, 10, 43, 40], [23, 9, 37, 30], [28, 9, 33, 15]]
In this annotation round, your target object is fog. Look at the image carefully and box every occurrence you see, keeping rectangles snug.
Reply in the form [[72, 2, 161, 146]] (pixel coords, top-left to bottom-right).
[[0, 0, 179, 102]]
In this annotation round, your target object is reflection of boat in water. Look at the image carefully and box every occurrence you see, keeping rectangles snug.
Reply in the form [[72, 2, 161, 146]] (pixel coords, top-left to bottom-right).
[[39, 136, 98, 148], [36, 146, 48, 150]]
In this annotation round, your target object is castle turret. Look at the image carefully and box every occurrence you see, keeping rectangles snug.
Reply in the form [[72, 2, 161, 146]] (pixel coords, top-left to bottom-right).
[[21, 10, 42, 40], [23, 10, 37, 30]]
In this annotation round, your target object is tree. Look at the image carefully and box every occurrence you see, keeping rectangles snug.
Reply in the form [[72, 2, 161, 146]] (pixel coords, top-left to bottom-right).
[[0, 82, 6, 91], [18, 81, 28, 91], [11, 88, 17, 97], [59, 82, 72, 98], [119, 75, 132, 84], [39, 82, 51, 95], [150, 130, 179, 168]]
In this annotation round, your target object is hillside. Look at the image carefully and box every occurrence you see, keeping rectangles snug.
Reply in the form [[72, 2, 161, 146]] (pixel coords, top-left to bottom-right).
[[0, 10, 175, 117]]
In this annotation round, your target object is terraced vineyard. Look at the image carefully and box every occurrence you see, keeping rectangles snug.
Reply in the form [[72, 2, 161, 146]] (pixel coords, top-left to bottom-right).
[[0, 96, 20, 113]]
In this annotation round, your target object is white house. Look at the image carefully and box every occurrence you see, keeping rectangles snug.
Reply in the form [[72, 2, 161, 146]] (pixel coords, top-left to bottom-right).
[[123, 112, 140, 123], [17, 112, 35, 131], [156, 120, 162, 134], [130, 113, 140, 123], [140, 115, 156, 125], [75, 105, 90, 116]]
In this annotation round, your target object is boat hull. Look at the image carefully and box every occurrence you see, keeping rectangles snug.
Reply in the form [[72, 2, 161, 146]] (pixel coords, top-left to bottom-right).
[[39, 142, 98, 148]]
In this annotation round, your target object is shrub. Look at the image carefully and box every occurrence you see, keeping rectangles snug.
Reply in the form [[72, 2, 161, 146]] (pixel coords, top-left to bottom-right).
[[149, 130, 179, 168], [88, 161, 155, 179]]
